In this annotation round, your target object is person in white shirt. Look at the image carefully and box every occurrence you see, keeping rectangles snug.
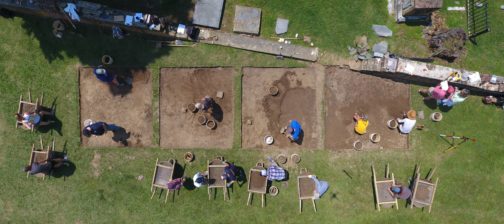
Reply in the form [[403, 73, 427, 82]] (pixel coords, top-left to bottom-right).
[[397, 110, 417, 134]]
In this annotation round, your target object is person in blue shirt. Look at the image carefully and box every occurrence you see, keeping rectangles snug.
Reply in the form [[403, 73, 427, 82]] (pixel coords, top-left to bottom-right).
[[94, 68, 117, 84], [286, 119, 302, 142]]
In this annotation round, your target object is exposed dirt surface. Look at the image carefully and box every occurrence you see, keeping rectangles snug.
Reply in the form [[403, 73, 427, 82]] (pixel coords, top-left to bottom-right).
[[159, 68, 234, 149], [79, 67, 152, 147], [415, 182, 434, 204], [249, 170, 267, 192], [242, 67, 323, 149], [324, 67, 409, 151]]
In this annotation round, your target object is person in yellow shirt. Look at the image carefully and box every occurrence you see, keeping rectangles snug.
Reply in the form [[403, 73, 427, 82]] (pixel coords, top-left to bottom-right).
[[353, 113, 369, 135]]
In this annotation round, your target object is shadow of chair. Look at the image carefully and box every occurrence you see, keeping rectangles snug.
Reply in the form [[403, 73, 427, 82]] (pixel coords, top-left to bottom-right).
[[247, 162, 267, 207], [207, 156, 228, 201], [409, 165, 439, 213], [150, 158, 176, 203], [297, 168, 317, 213], [372, 164, 399, 211], [26, 136, 54, 180]]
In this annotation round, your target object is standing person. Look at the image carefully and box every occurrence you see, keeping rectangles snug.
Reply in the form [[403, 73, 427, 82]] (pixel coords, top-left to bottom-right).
[[308, 175, 329, 199], [440, 88, 470, 107], [195, 96, 214, 112], [418, 81, 455, 101], [353, 113, 369, 135], [260, 158, 286, 181], [82, 121, 111, 137], [397, 110, 417, 134], [167, 177, 185, 190], [388, 184, 412, 200], [16, 110, 54, 129], [221, 162, 240, 187], [284, 119, 302, 142], [24, 153, 68, 175]]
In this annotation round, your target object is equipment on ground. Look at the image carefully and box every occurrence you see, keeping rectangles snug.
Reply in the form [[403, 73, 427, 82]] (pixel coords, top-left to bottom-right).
[[439, 132, 476, 153]]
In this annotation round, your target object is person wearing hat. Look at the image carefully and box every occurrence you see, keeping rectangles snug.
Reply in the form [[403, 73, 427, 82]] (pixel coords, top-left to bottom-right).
[[397, 110, 417, 134], [388, 184, 412, 200], [285, 119, 302, 142], [193, 171, 208, 188], [195, 96, 214, 112], [353, 113, 369, 135]]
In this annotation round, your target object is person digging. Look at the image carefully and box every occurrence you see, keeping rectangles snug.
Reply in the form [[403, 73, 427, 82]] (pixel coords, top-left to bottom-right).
[[281, 120, 302, 143], [353, 113, 369, 135], [397, 110, 417, 134]]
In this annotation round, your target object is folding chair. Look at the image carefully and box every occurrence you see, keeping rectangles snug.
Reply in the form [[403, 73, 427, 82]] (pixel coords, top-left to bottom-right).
[[208, 157, 228, 201], [247, 162, 267, 207], [297, 168, 317, 213], [26, 136, 54, 180], [16, 89, 43, 132], [372, 164, 399, 211], [410, 165, 439, 213], [150, 158, 176, 203]]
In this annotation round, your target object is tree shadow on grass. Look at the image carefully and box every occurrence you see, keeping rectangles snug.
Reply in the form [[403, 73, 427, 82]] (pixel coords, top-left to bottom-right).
[[18, 14, 173, 67], [11, 0, 196, 65]]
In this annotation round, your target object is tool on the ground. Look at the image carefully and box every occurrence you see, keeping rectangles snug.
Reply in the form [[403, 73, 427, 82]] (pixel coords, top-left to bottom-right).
[[439, 132, 476, 153]]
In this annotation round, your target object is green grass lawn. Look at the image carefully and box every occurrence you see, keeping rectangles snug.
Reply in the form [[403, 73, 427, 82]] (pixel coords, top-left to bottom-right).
[[1, 0, 504, 223]]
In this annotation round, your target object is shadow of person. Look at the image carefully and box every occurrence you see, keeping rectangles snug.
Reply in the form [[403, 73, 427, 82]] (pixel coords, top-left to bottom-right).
[[183, 178, 196, 191], [109, 125, 130, 146], [37, 102, 62, 136], [50, 161, 76, 179], [173, 163, 185, 179], [108, 73, 134, 97], [423, 98, 438, 109], [235, 165, 247, 187], [293, 130, 304, 145], [211, 103, 224, 122], [439, 105, 453, 112]]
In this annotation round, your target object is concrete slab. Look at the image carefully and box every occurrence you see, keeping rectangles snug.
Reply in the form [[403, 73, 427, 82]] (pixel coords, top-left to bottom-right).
[[193, 0, 224, 28], [233, 5, 261, 35]]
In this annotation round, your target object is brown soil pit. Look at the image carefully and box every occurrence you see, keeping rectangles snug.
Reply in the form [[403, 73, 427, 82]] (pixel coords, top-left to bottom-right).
[[242, 67, 323, 149], [160, 68, 234, 149], [79, 67, 152, 147], [324, 67, 409, 151]]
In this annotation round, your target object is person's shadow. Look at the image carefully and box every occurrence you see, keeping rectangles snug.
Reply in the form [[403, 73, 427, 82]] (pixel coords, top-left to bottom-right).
[[109, 125, 130, 146], [48, 143, 76, 180], [37, 98, 62, 136], [293, 130, 304, 145], [211, 103, 224, 122]]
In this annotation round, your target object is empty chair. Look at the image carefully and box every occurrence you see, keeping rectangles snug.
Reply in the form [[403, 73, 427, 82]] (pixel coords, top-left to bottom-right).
[[150, 158, 176, 203], [372, 164, 399, 211], [247, 162, 267, 207], [297, 168, 317, 213], [410, 165, 439, 213]]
